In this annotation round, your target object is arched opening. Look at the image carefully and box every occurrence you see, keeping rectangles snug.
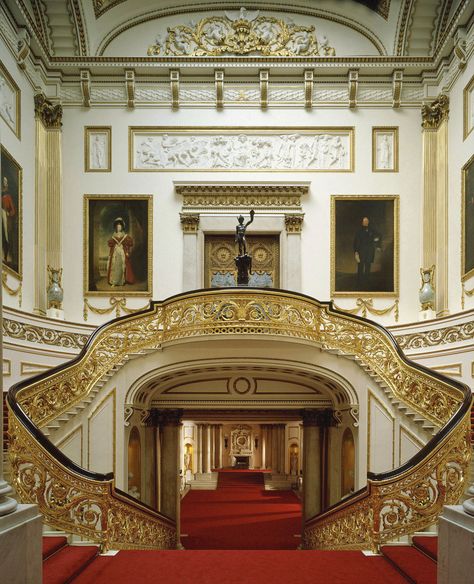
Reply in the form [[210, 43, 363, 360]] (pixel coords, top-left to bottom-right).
[[128, 426, 141, 499], [341, 427, 355, 497]]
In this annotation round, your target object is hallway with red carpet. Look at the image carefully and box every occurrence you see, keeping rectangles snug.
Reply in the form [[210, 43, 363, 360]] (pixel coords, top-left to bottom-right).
[[180, 470, 302, 549]]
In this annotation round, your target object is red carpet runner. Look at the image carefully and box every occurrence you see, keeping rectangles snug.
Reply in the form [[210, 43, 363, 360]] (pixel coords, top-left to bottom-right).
[[180, 470, 301, 549]]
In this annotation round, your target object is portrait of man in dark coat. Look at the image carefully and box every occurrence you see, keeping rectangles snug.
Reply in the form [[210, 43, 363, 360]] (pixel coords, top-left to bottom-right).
[[353, 216, 381, 288]]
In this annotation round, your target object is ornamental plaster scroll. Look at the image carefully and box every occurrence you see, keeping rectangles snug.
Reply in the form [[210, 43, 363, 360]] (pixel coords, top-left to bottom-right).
[[147, 8, 335, 57], [132, 130, 352, 171]]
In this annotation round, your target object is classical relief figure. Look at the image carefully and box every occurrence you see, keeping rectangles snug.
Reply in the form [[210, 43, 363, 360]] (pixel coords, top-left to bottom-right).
[[107, 218, 135, 286]]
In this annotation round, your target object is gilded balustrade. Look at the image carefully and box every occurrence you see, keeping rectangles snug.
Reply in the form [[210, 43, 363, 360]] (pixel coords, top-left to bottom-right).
[[7, 288, 471, 550]]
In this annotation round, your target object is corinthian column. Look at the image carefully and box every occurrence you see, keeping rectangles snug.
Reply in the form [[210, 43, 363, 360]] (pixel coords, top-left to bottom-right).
[[34, 94, 63, 315], [421, 95, 449, 316]]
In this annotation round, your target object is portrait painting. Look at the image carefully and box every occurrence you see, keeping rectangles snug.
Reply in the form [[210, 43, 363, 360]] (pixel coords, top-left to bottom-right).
[[1, 146, 22, 279], [462, 154, 474, 281], [463, 74, 474, 140], [372, 127, 398, 172], [0, 61, 20, 138], [84, 195, 152, 296], [331, 196, 399, 296], [85, 127, 112, 172]]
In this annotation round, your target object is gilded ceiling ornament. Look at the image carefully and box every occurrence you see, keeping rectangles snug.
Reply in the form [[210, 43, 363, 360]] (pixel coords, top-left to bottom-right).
[[421, 94, 449, 129], [147, 9, 335, 57]]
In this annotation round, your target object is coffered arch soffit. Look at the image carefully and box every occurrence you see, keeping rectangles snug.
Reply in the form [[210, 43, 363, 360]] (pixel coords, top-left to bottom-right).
[[124, 357, 359, 411]]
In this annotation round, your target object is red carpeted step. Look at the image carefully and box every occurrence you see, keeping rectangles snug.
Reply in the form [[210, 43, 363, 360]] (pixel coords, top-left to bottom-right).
[[182, 470, 301, 549], [43, 545, 99, 584], [413, 536, 438, 561], [73, 550, 409, 584], [43, 536, 68, 560], [382, 545, 437, 584]]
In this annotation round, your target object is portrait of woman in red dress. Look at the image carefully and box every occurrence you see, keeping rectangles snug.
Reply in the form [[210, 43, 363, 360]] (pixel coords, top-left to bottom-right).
[[107, 217, 136, 286]]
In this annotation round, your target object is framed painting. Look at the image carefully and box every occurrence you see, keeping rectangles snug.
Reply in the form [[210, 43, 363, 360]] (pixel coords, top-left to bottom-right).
[[372, 127, 398, 172], [84, 126, 112, 172], [463, 74, 474, 141], [0, 61, 21, 138], [462, 153, 474, 281], [331, 195, 399, 297], [129, 127, 355, 172], [1, 146, 22, 279], [84, 195, 152, 296]]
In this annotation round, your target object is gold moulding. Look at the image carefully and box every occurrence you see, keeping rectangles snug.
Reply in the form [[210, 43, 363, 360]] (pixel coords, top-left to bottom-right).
[[8, 289, 470, 551], [332, 298, 399, 322]]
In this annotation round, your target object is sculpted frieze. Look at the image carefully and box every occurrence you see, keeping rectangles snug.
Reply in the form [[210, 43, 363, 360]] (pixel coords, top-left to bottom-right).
[[131, 129, 353, 172]]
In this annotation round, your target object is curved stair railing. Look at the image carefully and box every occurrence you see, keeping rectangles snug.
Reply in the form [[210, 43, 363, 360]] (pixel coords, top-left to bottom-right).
[[7, 288, 472, 551]]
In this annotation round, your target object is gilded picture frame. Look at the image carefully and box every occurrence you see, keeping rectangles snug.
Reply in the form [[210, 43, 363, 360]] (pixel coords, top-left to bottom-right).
[[463, 74, 474, 141], [129, 126, 355, 172], [331, 195, 399, 297], [1, 146, 22, 280], [83, 195, 152, 297], [0, 60, 21, 139], [84, 126, 112, 172], [372, 127, 398, 172], [461, 153, 474, 282]]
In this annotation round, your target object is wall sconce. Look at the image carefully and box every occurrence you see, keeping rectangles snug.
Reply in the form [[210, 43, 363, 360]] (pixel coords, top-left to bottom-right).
[[224, 436, 229, 449], [254, 437, 259, 449]]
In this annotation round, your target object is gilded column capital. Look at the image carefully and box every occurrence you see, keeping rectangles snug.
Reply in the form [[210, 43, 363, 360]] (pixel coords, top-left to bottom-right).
[[421, 94, 449, 129], [285, 214, 304, 233], [34, 93, 63, 128], [180, 213, 200, 233]]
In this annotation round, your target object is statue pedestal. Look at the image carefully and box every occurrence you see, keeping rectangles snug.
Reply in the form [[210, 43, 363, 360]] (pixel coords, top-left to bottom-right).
[[418, 308, 436, 321], [235, 254, 252, 286], [438, 505, 474, 583], [47, 307, 65, 320]]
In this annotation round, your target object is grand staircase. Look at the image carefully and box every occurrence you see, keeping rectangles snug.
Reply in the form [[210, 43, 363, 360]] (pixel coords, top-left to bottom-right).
[[5, 289, 472, 560]]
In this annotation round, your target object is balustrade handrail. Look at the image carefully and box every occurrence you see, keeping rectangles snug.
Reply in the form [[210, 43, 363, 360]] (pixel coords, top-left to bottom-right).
[[6, 287, 472, 551]]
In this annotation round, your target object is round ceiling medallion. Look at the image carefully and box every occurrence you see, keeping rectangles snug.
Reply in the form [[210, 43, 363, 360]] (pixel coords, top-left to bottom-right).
[[228, 376, 256, 395]]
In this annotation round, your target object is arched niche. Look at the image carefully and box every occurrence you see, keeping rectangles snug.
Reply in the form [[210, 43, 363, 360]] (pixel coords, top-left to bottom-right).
[[128, 426, 141, 498], [289, 442, 299, 475], [341, 427, 355, 497]]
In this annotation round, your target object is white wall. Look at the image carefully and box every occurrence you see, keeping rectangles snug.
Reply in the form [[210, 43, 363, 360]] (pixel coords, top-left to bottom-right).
[[60, 104, 422, 324]]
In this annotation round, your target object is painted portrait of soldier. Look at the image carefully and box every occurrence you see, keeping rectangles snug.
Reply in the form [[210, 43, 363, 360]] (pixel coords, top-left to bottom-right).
[[1, 146, 22, 278]]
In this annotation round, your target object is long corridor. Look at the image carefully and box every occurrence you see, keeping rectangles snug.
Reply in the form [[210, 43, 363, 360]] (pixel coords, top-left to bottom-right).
[[180, 470, 302, 549]]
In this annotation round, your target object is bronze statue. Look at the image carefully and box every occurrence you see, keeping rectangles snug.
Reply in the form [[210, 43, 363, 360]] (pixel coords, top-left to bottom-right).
[[235, 209, 255, 256]]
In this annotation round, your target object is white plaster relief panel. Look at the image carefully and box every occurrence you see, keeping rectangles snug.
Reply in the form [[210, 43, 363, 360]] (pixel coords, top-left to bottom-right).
[[0, 70, 18, 133], [60, 86, 83, 102], [314, 88, 350, 102], [131, 129, 353, 171], [358, 87, 393, 102], [135, 86, 171, 101], [180, 86, 215, 102], [90, 87, 126, 102], [268, 87, 305, 102], [401, 87, 425, 102], [224, 87, 260, 102]]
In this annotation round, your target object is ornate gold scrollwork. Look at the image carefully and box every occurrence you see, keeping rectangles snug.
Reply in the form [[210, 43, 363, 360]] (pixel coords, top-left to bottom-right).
[[8, 289, 470, 551], [8, 415, 176, 550], [147, 10, 335, 57], [421, 94, 449, 129]]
